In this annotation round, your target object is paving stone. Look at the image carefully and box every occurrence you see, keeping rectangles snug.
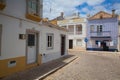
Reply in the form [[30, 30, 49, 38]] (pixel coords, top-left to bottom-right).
[[0, 55, 76, 80], [43, 51, 120, 80]]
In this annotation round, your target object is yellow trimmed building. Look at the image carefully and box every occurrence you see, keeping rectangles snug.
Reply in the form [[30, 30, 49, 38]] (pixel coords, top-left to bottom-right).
[[0, 0, 68, 78]]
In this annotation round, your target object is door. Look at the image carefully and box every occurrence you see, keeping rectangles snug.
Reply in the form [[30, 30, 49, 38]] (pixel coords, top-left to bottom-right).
[[27, 33, 38, 64], [61, 35, 66, 56], [102, 41, 108, 51], [69, 40, 73, 49]]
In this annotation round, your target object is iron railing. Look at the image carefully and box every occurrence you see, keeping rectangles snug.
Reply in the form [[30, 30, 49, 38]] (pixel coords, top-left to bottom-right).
[[76, 31, 82, 35], [90, 31, 111, 37]]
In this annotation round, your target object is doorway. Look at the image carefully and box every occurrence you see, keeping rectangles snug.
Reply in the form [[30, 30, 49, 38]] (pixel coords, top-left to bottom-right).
[[69, 40, 73, 49], [101, 41, 109, 51], [61, 35, 66, 56], [26, 30, 39, 64]]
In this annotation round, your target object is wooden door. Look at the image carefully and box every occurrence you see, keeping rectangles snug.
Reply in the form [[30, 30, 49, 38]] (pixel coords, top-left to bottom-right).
[[61, 35, 66, 56]]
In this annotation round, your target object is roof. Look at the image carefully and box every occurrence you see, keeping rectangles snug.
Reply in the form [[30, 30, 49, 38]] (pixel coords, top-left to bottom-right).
[[88, 11, 117, 20], [51, 15, 64, 21], [57, 17, 86, 25], [42, 21, 68, 32]]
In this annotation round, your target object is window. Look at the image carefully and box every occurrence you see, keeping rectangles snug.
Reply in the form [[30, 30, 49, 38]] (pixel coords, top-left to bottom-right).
[[0, 24, 2, 56], [28, 34, 35, 46], [90, 25, 94, 32], [19, 34, 26, 40], [68, 25, 74, 34], [27, 0, 39, 16], [26, 0, 42, 22], [76, 24, 82, 34], [118, 21, 120, 25], [97, 25, 102, 32], [47, 33, 54, 49], [97, 25, 103, 36], [76, 39, 82, 46]]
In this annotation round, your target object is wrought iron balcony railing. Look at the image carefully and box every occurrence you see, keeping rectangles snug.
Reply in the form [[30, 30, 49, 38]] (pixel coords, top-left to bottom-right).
[[90, 31, 111, 37], [76, 31, 82, 35]]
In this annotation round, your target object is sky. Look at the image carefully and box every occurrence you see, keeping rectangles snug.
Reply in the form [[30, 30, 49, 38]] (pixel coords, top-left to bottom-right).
[[43, 0, 120, 20]]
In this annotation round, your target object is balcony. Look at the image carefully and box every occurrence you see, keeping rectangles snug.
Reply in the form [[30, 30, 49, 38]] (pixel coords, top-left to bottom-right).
[[68, 31, 82, 35], [90, 31, 111, 38], [68, 32, 74, 35], [0, 0, 6, 10], [26, 13, 42, 22], [76, 31, 82, 35]]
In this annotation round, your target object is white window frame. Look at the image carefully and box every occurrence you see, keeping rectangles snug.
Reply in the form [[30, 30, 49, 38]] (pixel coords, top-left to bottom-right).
[[47, 33, 54, 49], [76, 39, 82, 46], [27, 0, 40, 16], [97, 25, 103, 32], [76, 24, 82, 34], [0, 24, 2, 56], [90, 25, 94, 32]]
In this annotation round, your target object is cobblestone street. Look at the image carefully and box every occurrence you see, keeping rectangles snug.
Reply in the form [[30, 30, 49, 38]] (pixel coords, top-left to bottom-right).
[[43, 51, 120, 80]]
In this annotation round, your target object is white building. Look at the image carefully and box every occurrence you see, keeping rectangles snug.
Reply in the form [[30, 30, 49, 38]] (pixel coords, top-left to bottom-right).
[[0, 0, 68, 77], [57, 13, 87, 50]]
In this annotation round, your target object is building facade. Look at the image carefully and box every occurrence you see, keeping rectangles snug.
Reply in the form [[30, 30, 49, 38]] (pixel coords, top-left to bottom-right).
[[118, 16, 120, 51], [0, 0, 68, 77], [87, 11, 119, 51], [57, 14, 87, 50]]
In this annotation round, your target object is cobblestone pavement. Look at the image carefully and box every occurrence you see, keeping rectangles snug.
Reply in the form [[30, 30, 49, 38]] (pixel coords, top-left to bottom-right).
[[43, 51, 120, 80], [0, 55, 76, 80]]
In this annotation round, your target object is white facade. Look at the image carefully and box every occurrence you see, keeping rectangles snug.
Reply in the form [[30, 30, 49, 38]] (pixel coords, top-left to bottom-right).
[[0, 0, 68, 77], [57, 15, 87, 50], [0, 15, 68, 61]]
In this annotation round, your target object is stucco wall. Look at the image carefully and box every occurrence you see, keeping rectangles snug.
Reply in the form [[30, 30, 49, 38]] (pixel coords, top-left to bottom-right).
[[87, 18, 118, 50], [58, 18, 87, 49], [0, 0, 68, 78], [0, 0, 68, 63], [0, 14, 68, 62]]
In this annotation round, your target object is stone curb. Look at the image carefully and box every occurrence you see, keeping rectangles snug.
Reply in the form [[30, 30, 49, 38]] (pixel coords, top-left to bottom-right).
[[35, 56, 78, 80]]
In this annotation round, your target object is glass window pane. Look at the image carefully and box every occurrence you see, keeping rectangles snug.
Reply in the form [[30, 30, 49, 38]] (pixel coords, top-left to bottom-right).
[[28, 34, 35, 46], [28, 1, 32, 8], [28, 0, 38, 14], [47, 34, 53, 48], [90, 25, 94, 32]]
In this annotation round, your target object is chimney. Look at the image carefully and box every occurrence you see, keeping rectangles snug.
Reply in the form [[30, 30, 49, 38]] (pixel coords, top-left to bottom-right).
[[78, 12, 80, 16], [112, 9, 115, 17], [87, 14, 90, 17], [61, 12, 64, 17], [43, 17, 49, 22]]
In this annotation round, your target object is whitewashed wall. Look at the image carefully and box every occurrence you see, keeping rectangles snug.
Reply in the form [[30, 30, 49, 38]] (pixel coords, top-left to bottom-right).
[[58, 20, 87, 48], [0, 0, 68, 63]]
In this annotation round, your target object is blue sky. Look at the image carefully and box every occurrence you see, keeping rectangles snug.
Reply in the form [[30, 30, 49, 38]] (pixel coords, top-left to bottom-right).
[[76, 0, 120, 16], [43, 0, 120, 19]]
